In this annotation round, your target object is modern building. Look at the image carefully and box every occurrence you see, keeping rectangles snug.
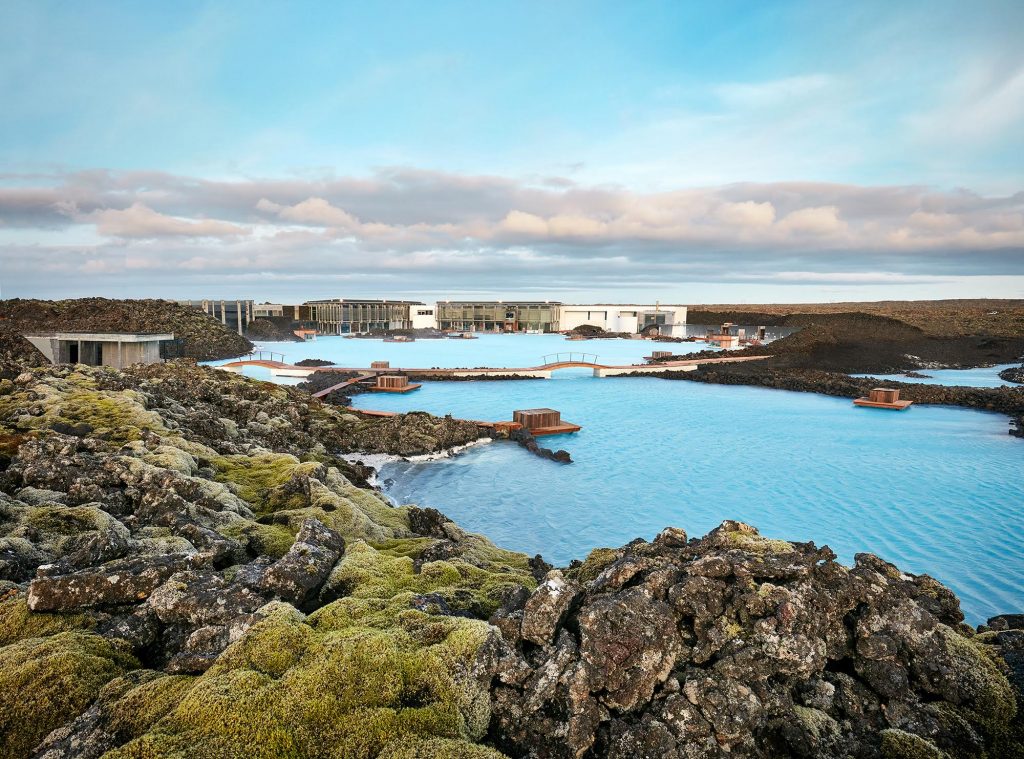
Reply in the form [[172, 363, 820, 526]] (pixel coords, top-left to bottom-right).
[[303, 299, 422, 335], [410, 304, 437, 330], [434, 301, 561, 333], [179, 299, 254, 335], [22, 332, 174, 368], [558, 304, 688, 336]]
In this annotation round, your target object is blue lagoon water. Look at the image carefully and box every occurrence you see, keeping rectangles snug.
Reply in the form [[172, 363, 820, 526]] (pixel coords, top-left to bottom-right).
[[208, 335, 1023, 623], [852, 364, 1021, 388], [350, 374, 1024, 624]]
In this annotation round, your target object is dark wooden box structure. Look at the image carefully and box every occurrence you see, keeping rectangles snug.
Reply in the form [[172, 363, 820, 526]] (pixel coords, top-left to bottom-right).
[[377, 375, 409, 389], [511, 408, 581, 436], [870, 388, 899, 404], [370, 360, 390, 369], [651, 351, 673, 359], [854, 387, 912, 410], [514, 408, 562, 429]]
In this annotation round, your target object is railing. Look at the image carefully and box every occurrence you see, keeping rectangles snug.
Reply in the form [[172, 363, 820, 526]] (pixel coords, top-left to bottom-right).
[[540, 352, 600, 366], [245, 350, 286, 363]]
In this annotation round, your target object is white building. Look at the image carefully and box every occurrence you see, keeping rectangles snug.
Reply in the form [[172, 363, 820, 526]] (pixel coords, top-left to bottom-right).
[[410, 303, 437, 330], [558, 304, 687, 336]]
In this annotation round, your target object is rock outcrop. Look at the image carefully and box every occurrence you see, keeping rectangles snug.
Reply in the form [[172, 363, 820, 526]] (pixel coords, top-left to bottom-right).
[[0, 298, 252, 360], [489, 522, 1024, 758]]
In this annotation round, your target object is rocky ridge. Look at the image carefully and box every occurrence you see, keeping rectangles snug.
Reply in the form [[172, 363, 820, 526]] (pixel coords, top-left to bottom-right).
[[0, 361, 1020, 758], [0, 298, 252, 361]]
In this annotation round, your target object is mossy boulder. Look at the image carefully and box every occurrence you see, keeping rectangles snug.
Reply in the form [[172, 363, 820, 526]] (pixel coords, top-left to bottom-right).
[[0, 631, 137, 759], [109, 602, 502, 759]]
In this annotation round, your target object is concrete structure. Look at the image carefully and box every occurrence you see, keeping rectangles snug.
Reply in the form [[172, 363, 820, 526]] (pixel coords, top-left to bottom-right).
[[559, 304, 687, 336], [304, 299, 421, 335], [180, 300, 254, 335], [24, 332, 174, 369], [411, 304, 437, 330], [435, 301, 561, 332]]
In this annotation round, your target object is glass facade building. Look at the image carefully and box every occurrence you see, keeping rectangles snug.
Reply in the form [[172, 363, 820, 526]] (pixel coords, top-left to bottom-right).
[[304, 299, 421, 335], [435, 301, 561, 332]]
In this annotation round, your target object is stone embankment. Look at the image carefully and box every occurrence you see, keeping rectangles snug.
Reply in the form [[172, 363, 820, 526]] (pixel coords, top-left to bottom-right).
[[645, 366, 1024, 438], [0, 360, 1020, 758], [999, 365, 1024, 384]]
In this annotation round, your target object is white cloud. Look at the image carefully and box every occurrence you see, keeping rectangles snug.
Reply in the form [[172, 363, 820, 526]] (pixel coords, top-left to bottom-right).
[[90, 202, 249, 238]]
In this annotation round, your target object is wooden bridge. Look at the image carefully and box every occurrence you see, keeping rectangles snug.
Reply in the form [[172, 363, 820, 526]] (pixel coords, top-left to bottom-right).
[[218, 353, 768, 380]]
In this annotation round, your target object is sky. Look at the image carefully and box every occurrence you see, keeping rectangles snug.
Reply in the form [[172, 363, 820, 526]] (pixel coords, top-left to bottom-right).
[[1, 0, 1022, 304]]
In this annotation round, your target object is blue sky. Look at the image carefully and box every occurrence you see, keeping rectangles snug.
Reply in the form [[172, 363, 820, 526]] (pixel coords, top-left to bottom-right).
[[1, 1, 1022, 302]]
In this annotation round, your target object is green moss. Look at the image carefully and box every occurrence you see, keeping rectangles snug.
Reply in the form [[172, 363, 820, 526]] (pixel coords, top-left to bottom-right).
[[324, 541, 526, 618], [566, 547, 620, 583], [0, 595, 95, 646], [941, 628, 1017, 735], [377, 739, 508, 759], [0, 631, 137, 759], [880, 729, 946, 759], [723, 530, 794, 554], [216, 519, 296, 559], [111, 599, 497, 759], [937, 628, 1021, 754], [103, 672, 197, 739], [210, 453, 308, 511]]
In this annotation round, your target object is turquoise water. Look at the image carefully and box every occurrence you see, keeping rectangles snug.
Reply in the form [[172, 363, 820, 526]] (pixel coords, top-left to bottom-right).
[[206, 335, 1023, 623], [209, 333, 719, 385], [852, 364, 1021, 388], [351, 375, 1024, 624]]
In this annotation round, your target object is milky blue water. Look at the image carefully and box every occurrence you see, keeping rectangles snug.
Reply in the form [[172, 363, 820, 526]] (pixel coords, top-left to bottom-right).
[[350, 374, 1023, 625], [206, 335, 1024, 624], [208, 333, 720, 385], [852, 364, 1022, 388]]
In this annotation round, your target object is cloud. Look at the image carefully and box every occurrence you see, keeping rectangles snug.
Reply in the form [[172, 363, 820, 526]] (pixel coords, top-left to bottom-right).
[[89, 202, 249, 238], [1, 167, 1022, 300]]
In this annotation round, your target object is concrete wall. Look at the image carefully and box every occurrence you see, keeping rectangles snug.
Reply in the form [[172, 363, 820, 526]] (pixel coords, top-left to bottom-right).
[[24, 336, 165, 369], [560, 305, 687, 335], [410, 304, 437, 330]]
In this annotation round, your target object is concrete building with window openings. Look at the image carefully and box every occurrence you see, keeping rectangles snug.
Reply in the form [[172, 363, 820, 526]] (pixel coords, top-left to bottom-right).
[[435, 301, 561, 332]]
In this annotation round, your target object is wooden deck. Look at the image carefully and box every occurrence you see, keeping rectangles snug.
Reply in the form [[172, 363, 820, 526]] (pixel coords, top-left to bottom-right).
[[853, 398, 914, 410]]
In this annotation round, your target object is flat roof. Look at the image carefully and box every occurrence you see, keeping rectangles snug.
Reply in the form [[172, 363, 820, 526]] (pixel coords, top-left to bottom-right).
[[438, 301, 561, 305], [22, 332, 174, 342], [303, 299, 424, 305]]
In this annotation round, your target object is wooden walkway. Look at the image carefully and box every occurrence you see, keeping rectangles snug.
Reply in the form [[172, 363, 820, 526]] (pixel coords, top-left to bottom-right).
[[219, 354, 767, 379]]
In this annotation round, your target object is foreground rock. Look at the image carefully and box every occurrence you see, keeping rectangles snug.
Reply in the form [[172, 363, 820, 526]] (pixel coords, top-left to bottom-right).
[[490, 522, 1024, 758], [0, 360, 1019, 758]]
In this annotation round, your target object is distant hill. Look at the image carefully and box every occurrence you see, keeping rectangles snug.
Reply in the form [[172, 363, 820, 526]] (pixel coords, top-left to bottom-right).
[[689, 299, 1024, 338], [0, 298, 253, 361]]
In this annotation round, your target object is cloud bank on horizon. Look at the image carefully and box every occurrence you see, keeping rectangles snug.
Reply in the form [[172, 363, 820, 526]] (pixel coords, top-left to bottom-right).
[[1, 1, 1022, 302]]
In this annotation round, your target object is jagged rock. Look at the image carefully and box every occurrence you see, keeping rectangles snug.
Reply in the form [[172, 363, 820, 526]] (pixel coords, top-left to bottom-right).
[[490, 521, 1023, 759], [259, 518, 344, 604], [520, 570, 581, 646], [27, 552, 208, 611]]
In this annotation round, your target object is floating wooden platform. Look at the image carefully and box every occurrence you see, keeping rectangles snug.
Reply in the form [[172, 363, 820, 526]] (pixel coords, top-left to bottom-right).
[[530, 422, 582, 436], [854, 387, 913, 410], [853, 398, 913, 410], [369, 382, 421, 393]]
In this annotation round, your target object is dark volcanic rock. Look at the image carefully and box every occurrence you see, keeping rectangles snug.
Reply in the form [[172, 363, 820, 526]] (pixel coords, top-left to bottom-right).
[[999, 364, 1024, 384], [488, 521, 1023, 759], [27, 552, 209, 611], [259, 518, 344, 604]]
